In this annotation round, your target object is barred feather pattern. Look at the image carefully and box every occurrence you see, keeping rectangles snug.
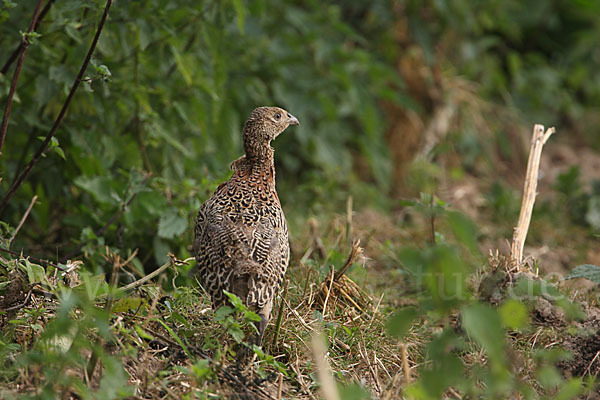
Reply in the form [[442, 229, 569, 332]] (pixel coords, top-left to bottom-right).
[[192, 107, 297, 335]]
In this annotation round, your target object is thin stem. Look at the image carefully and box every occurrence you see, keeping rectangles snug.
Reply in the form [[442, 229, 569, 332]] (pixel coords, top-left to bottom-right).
[[430, 194, 436, 245], [271, 279, 289, 350], [8, 195, 38, 247], [0, 0, 54, 75], [0, 0, 114, 215], [0, 0, 45, 155], [0, 247, 66, 270]]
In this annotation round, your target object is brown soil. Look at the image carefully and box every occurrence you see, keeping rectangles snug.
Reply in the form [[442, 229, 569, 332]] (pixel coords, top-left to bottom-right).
[[557, 304, 600, 385]]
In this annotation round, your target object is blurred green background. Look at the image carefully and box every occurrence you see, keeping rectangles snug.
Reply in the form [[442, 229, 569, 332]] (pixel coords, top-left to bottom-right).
[[1, 0, 599, 271]]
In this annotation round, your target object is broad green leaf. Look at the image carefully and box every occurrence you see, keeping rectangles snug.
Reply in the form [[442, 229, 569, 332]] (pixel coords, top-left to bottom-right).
[[53, 146, 66, 160], [461, 303, 505, 363], [223, 290, 244, 309], [447, 211, 479, 254], [215, 305, 234, 321], [536, 365, 563, 390], [338, 383, 371, 400], [386, 307, 417, 339], [23, 259, 45, 284], [153, 236, 170, 265], [73, 175, 117, 204], [112, 297, 142, 313], [157, 208, 187, 239], [243, 310, 262, 322], [554, 378, 583, 400], [499, 300, 529, 330], [228, 325, 244, 343], [397, 247, 424, 275], [564, 264, 600, 284]]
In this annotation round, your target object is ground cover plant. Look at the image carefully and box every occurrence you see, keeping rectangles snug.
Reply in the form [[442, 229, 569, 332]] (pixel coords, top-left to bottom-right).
[[2, 0, 600, 399]]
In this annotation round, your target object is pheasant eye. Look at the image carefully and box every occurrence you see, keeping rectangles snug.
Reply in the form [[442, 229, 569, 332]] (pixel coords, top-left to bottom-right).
[[275, 112, 281, 120]]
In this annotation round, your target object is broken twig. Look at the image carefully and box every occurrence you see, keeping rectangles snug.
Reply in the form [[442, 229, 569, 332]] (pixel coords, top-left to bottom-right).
[[510, 124, 555, 266]]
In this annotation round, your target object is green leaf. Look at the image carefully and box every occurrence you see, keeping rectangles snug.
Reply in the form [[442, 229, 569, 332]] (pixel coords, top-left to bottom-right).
[[135, 325, 153, 340], [189, 359, 214, 381], [35, 75, 55, 106], [461, 303, 505, 363], [231, 0, 245, 33], [564, 264, 600, 284], [223, 290, 244, 310], [157, 319, 191, 358], [447, 211, 479, 254], [170, 44, 192, 85], [112, 297, 142, 313], [252, 344, 265, 358], [397, 247, 424, 275], [386, 307, 417, 339], [48, 65, 72, 85], [53, 146, 66, 160], [73, 175, 117, 204], [338, 383, 371, 400], [23, 259, 45, 284], [536, 365, 563, 390], [157, 208, 188, 239], [215, 305, 234, 321], [94, 64, 112, 79], [74, 273, 108, 300], [228, 325, 244, 343], [243, 310, 262, 322], [499, 300, 529, 330], [153, 236, 170, 265], [554, 378, 583, 400]]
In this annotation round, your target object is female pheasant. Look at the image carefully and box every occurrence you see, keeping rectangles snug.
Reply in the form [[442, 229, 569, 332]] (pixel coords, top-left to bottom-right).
[[193, 106, 299, 343]]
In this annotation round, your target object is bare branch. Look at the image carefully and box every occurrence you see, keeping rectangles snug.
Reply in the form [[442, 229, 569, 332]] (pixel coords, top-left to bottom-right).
[[0, 0, 45, 155], [0, 0, 114, 215], [116, 256, 194, 294]]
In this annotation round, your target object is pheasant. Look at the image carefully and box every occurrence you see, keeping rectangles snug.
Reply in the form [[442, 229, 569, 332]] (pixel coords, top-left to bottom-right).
[[193, 106, 299, 343]]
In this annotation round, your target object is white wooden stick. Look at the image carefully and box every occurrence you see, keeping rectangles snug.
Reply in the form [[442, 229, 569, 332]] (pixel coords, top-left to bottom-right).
[[511, 124, 555, 265]]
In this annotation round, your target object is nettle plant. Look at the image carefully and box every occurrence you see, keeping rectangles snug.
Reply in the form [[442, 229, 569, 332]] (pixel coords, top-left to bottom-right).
[[0, 258, 131, 399], [386, 195, 589, 399], [212, 291, 287, 377]]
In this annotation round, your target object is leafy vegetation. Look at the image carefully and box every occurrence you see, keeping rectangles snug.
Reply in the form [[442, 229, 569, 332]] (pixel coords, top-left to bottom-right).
[[2, 0, 600, 398]]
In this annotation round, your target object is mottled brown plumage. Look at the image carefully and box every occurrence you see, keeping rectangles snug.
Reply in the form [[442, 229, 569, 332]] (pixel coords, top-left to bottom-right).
[[193, 106, 299, 341]]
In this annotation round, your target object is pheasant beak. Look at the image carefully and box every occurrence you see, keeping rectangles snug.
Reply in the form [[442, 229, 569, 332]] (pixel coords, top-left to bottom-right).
[[286, 113, 299, 126]]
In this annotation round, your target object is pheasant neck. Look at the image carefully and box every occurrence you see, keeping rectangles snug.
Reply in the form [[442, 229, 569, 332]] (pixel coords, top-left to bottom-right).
[[244, 144, 274, 165], [236, 144, 276, 184]]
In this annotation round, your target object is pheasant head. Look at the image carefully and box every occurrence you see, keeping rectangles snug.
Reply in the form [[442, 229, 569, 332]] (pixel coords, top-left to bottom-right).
[[243, 106, 299, 160]]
